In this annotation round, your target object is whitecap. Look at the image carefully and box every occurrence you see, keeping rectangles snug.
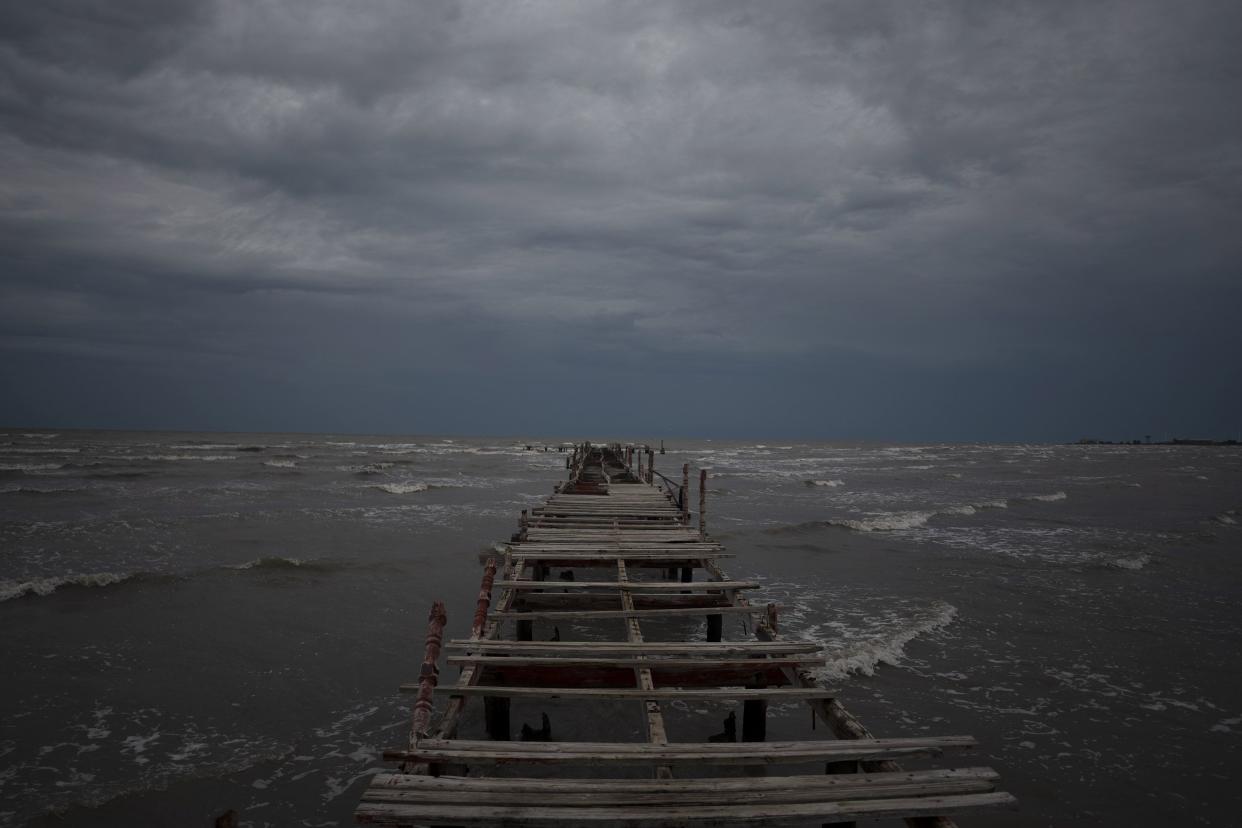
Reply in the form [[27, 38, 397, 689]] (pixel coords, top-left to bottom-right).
[[816, 602, 959, 680], [1111, 554, 1150, 570], [0, 463, 64, 472], [1020, 491, 1068, 502], [0, 572, 136, 602], [372, 482, 430, 495]]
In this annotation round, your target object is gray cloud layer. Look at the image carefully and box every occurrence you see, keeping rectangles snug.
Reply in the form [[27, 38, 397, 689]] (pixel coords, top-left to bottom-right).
[[2, 1, 1239, 439]]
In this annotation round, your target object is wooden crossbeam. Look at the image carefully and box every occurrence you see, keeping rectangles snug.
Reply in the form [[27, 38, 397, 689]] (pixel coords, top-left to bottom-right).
[[416, 686, 836, 702], [496, 580, 758, 591], [362, 766, 1001, 801], [355, 792, 1016, 826], [490, 605, 755, 620], [447, 655, 827, 668], [383, 735, 974, 765], [444, 640, 823, 656]]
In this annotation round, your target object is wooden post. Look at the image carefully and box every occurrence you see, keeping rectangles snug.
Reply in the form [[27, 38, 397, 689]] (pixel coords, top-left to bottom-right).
[[647, 449, 654, 483], [408, 601, 447, 750], [698, 469, 707, 536], [681, 463, 689, 518]]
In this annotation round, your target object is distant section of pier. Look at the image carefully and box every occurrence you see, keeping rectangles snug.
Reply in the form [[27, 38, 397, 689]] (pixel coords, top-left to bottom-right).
[[355, 442, 1016, 826]]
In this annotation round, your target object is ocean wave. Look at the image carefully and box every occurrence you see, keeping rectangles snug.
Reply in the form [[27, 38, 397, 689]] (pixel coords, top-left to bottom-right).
[[0, 462, 65, 472], [168, 444, 242, 451], [117, 454, 239, 462], [371, 482, 429, 494], [771, 498, 1013, 534], [805, 479, 844, 487], [1110, 554, 1150, 570], [4, 447, 80, 454], [0, 571, 141, 602], [1214, 510, 1237, 526], [338, 463, 394, 475], [1019, 491, 1067, 502], [816, 602, 959, 680], [22, 433, 59, 439], [263, 459, 297, 468], [223, 556, 334, 572], [0, 485, 87, 496]]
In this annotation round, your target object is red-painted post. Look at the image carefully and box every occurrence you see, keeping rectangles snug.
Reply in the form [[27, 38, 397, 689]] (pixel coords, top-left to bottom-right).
[[409, 601, 447, 748]]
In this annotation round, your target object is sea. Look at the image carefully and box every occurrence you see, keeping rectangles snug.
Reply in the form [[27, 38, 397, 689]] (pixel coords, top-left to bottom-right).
[[1, 430, 1239, 826]]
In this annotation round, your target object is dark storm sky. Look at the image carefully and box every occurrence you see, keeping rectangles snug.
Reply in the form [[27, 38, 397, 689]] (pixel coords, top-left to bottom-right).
[[2, 1, 1239, 440]]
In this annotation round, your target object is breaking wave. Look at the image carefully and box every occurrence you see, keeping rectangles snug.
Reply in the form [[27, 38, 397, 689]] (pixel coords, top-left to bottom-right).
[[0, 571, 143, 602], [1019, 491, 1067, 502], [815, 602, 959, 680], [769, 493, 1064, 534], [371, 482, 430, 494], [804, 479, 844, 488], [120, 454, 239, 462], [263, 459, 297, 468], [1110, 554, 1151, 570], [0, 462, 65, 472], [0, 485, 86, 496], [338, 463, 394, 475], [222, 556, 338, 572]]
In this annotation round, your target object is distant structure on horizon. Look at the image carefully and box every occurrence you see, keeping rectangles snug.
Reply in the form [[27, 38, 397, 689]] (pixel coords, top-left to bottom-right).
[[1076, 437, 1238, 446]]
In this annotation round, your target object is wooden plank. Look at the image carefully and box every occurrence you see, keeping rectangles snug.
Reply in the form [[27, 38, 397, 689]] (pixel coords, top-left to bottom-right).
[[496, 580, 758, 591], [447, 656, 827, 669], [354, 792, 1016, 826], [619, 558, 672, 780], [383, 735, 975, 765], [360, 769, 999, 806], [417, 686, 838, 702], [490, 605, 757, 620], [444, 641, 823, 656], [364, 766, 1000, 795]]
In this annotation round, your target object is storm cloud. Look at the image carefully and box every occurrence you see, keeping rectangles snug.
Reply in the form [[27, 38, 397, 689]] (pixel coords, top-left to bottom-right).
[[2, 1, 1239, 439]]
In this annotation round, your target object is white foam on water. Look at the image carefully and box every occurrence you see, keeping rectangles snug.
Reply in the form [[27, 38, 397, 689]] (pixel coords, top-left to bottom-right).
[[264, 459, 298, 468], [1210, 716, 1242, 734], [824, 500, 1008, 532], [813, 602, 959, 680], [0, 572, 136, 602], [5, 447, 79, 454], [1021, 491, 1068, 502], [337, 463, 394, 474], [372, 482, 429, 494], [0, 462, 65, 471], [116, 454, 239, 462], [1111, 554, 1150, 570], [806, 479, 844, 487], [1, 485, 86, 495]]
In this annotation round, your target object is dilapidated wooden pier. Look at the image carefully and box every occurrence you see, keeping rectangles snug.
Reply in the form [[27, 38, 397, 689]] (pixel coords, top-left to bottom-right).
[[356, 443, 1015, 826]]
